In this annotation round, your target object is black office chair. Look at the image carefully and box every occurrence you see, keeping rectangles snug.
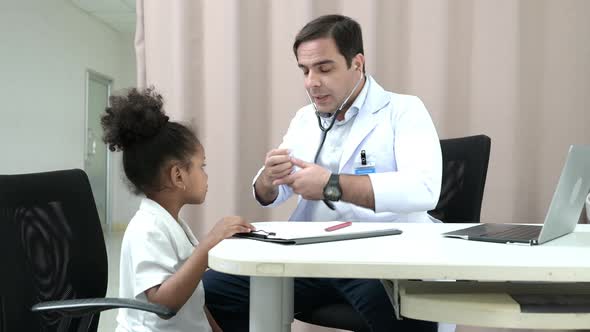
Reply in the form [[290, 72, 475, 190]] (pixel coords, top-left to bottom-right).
[[294, 134, 492, 331], [0, 169, 175, 332], [428, 134, 491, 223]]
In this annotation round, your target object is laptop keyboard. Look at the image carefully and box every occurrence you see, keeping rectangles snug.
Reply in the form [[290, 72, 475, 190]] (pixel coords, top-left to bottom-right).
[[484, 225, 541, 239]]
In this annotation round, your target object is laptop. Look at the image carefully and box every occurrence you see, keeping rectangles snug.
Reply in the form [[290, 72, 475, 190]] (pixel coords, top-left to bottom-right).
[[443, 145, 590, 245]]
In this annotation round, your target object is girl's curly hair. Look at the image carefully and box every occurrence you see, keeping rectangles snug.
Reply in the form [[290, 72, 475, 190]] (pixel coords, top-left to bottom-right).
[[101, 87, 200, 194]]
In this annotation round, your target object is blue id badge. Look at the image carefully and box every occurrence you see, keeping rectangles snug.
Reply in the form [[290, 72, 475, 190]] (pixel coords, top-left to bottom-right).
[[354, 163, 376, 174]]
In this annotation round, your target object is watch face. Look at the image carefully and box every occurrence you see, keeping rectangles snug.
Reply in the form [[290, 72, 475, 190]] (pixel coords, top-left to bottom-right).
[[323, 174, 342, 201], [324, 185, 341, 201]]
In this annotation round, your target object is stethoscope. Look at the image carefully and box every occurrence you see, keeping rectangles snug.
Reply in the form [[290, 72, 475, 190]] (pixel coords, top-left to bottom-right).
[[304, 71, 365, 209], [305, 72, 365, 162]]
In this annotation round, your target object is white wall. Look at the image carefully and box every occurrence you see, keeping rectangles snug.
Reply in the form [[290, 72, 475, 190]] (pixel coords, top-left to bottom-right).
[[0, 0, 138, 226]]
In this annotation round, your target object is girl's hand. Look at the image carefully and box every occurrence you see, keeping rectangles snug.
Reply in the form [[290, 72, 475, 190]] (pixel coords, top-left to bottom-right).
[[205, 216, 255, 249]]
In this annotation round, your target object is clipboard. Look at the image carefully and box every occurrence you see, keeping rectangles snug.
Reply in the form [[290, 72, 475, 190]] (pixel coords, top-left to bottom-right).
[[233, 222, 402, 245]]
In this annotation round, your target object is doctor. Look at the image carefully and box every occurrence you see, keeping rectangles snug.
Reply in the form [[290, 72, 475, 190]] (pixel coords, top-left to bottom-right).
[[204, 15, 441, 331]]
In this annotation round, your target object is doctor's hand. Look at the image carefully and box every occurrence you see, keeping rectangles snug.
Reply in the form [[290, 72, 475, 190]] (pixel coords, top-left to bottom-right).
[[274, 158, 330, 200], [260, 149, 293, 188]]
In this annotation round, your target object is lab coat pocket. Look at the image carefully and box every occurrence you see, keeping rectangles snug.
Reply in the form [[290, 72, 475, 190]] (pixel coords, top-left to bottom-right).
[[357, 126, 395, 173]]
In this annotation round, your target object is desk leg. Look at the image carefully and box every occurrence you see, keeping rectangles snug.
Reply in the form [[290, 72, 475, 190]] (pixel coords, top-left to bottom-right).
[[250, 276, 294, 332]]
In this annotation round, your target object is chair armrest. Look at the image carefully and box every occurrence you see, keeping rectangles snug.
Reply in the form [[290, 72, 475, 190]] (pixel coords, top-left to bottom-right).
[[31, 297, 176, 319]]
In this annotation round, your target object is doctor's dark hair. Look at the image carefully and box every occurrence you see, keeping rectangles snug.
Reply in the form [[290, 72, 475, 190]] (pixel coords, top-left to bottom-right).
[[101, 87, 201, 194], [293, 14, 364, 71]]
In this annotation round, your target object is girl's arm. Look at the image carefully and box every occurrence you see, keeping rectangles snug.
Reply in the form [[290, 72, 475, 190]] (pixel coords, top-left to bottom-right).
[[144, 216, 254, 311]]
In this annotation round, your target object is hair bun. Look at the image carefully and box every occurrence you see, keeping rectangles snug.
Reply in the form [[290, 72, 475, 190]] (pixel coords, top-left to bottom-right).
[[101, 87, 169, 151]]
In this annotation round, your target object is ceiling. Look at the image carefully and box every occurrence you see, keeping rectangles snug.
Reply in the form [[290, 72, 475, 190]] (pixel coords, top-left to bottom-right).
[[69, 0, 136, 35]]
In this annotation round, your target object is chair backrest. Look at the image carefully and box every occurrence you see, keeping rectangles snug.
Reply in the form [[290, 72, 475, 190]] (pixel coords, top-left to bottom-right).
[[428, 135, 491, 223], [0, 169, 107, 332]]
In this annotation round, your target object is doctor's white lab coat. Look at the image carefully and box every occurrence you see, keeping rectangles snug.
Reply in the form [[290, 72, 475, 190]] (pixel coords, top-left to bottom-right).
[[253, 76, 442, 223]]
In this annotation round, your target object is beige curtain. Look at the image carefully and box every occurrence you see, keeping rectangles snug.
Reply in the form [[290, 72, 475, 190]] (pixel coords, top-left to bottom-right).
[[135, 1, 590, 331]]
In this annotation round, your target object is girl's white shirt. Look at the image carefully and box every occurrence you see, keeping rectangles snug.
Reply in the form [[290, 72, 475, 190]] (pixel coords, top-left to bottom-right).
[[115, 198, 211, 332]]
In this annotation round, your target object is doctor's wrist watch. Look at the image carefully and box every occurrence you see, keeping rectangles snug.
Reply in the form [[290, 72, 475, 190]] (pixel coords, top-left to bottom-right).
[[323, 173, 342, 202]]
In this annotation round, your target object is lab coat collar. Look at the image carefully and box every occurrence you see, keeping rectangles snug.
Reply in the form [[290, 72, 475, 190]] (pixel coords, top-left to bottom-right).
[[139, 198, 198, 246], [338, 76, 390, 172]]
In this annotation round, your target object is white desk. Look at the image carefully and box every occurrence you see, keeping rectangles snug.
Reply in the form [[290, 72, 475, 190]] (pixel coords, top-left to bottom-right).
[[208, 222, 590, 331]]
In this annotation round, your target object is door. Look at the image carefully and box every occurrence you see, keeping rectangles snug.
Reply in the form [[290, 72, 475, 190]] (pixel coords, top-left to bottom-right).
[[84, 71, 112, 227]]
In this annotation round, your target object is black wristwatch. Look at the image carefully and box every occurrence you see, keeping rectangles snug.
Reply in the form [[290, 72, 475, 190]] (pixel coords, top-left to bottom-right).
[[323, 173, 342, 202]]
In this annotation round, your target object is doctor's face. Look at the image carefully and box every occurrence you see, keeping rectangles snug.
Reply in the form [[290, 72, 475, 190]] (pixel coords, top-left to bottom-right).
[[296, 37, 364, 114]]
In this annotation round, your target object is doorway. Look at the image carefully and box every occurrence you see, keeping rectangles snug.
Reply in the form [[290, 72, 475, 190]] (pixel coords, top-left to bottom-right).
[[84, 70, 113, 228]]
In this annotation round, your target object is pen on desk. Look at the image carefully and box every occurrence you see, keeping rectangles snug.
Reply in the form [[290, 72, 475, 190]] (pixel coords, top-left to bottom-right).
[[325, 221, 352, 232]]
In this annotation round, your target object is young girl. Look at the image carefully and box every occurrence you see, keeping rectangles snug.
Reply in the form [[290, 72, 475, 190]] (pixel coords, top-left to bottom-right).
[[102, 87, 254, 332]]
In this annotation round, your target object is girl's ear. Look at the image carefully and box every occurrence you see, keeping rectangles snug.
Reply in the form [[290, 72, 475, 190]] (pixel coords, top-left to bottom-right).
[[169, 163, 186, 191]]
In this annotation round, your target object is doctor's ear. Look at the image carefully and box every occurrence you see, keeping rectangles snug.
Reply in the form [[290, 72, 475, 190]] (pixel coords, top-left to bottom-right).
[[352, 53, 365, 72]]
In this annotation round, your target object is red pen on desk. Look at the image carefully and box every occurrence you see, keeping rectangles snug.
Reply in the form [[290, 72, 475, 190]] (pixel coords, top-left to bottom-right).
[[325, 221, 352, 232]]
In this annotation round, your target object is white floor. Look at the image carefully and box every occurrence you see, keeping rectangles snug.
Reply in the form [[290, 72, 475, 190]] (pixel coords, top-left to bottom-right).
[[98, 231, 123, 332]]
